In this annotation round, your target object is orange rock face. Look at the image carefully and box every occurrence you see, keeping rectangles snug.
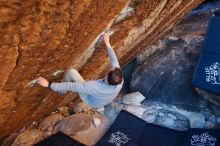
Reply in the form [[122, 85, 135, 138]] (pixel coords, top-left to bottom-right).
[[0, 0, 203, 139]]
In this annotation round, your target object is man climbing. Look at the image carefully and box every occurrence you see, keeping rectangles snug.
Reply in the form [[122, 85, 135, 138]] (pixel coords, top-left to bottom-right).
[[37, 33, 123, 108]]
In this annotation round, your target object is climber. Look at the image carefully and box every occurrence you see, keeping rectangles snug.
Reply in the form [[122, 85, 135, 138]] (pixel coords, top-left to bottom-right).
[[37, 33, 123, 108]]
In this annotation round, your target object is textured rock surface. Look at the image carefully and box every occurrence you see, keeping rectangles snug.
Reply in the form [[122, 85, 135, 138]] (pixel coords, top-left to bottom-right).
[[38, 113, 64, 136], [0, 0, 203, 139], [39, 113, 64, 130], [53, 113, 92, 135], [125, 101, 218, 130], [131, 2, 220, 113], [127, 2, 220, 131], [72, 114, 111, 146], [11, 129, 44, 146], [3, 98, 219, 146]]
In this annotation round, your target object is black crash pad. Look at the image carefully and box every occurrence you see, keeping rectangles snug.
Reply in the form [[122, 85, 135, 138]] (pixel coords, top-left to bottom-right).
[[34, 132, 85, 146], [95, 110, 220, 146], [192, 9, 220, 95]]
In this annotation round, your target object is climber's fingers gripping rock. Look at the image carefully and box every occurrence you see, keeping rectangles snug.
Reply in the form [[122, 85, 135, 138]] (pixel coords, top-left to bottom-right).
[[37, 77, 49, 87]]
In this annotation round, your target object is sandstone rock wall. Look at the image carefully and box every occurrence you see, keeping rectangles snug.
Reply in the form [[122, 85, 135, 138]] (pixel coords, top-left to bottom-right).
[[0, 0, 203, 139]]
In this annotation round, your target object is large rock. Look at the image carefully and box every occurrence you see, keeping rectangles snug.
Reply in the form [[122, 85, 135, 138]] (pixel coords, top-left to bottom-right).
[[131, 3, 220, 118], [0, 0, 203, 139], [39, 113, 64, 130], [125, 101, 217, 130], [53, 113, 92, 135], [188, 113, 205, 128], [71, 102, 92, 114], [38, 113, 64, 136], [73, 114, 112, 146], [3, 100, 217, 146], [57, 106, 70, 116], [155, 109, 189, 131], [126, 103, 190, 131], [11, 129, 44, 146]]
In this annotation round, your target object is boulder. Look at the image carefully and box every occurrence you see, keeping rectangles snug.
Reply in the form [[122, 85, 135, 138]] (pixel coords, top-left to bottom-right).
[[142, 108, 158, 123], [0, 0, 204, 139], [142, 107, 190, 131], [71, 102, 92, 114], [38, 113, 64, 136], [189, 113, 205, 128], [73, 114, 111, 146], [205, 115, 216, 128], [53, 113, 92, 135], [39, 113, 64, 130], [11, 129, 44, 146], [130, 3, 219, 108], [130, 3, 220, 131], [57, 106, 70, 117]]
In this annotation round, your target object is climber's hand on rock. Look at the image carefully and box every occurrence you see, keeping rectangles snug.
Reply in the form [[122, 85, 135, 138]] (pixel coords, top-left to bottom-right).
[[37, 77, 49, 87], [104, 33, 111, 48]]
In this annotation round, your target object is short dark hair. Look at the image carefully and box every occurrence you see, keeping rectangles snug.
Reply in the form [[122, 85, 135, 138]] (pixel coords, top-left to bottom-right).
[[107, 68, 123, 85]]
